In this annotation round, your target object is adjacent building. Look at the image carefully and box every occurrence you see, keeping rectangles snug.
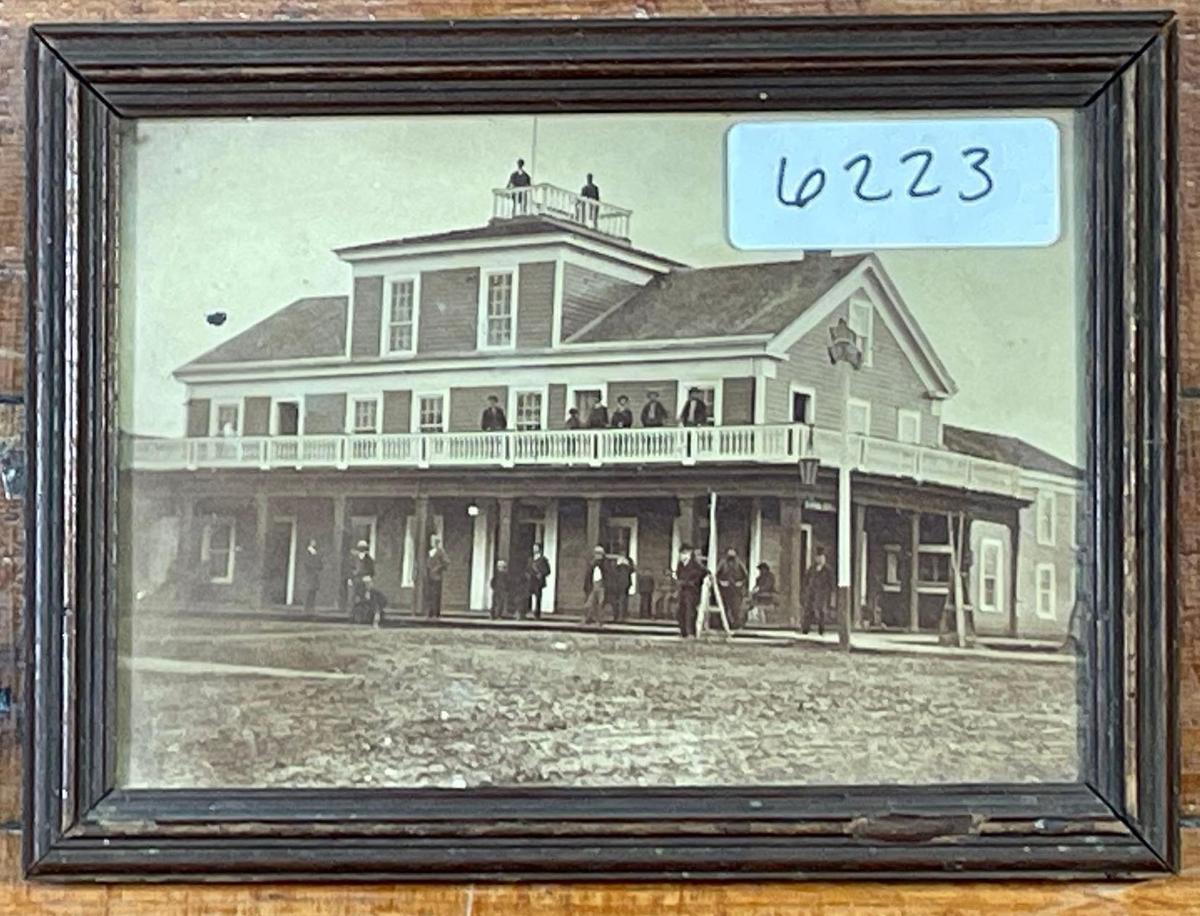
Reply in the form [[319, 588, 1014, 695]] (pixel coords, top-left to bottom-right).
[[122, 180, 1084, 639]]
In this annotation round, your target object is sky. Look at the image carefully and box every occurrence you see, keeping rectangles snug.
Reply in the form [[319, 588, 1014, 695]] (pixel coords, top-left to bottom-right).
[[118, 111, 1085, 462]]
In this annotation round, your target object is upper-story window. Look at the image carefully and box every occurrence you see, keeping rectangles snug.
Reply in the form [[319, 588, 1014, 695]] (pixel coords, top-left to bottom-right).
[[790, 386, 815, 424], [848, 296, 874, 367], [897, 408, 921, 444], [212, 401, 241, 437], [1035, 563, 1057, 618], [1036, 490, 1057, 545], [846, 398, 871, 436], [351, 397, 380, 434], [417, 394, 446, 433], [480, 270, 516, 349], [385, 278, 417, 354], [513, 390, 545, 431]]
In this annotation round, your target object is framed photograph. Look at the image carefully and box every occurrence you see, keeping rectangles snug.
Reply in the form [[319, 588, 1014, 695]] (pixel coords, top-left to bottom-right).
[[25, 14, 1177, 880]]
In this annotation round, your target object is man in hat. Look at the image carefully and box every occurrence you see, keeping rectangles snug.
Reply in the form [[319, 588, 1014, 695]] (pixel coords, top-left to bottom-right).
[[349, 539, 376, 624], [582, 544, 609, 626], [674, 543, 707, 638], [679, 387, 709, 427], [424, 533, 450, 619], [480, 394, 507, 431], [586, 399, 610, 429], [716, 547, 750, 629], [507, 158, 532, 214], [301, 538, 323, 614], [750, 561, 777, 624], [640, 390, 668, 428], [610, 395, 634, 429], [801, 547, 835, 635]]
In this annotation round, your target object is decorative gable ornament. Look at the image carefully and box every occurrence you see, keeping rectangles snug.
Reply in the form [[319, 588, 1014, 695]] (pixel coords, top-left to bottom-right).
[[827, 317, 864, 369]]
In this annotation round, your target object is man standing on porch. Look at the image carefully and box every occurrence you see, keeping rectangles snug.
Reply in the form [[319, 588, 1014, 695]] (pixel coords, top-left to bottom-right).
[[301, 539, 322, 613], [480, 394, 507, 432], [801, 547, 834, 636], [640, 390, 668, 427], [679, 387, 708, 427], [525, 543, 551, 619], [583, 545, 608, 625], [716, 547, 749, 629], [674, 544, 706, 638], [425, 534, 450, 618]]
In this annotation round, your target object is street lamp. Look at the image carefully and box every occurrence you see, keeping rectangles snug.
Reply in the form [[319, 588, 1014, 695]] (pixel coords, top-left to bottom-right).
[[827, 317, 863, 651]]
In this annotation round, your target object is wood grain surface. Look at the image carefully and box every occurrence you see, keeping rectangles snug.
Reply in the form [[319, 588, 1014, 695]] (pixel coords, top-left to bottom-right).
[[2, 0, 1198, 910]]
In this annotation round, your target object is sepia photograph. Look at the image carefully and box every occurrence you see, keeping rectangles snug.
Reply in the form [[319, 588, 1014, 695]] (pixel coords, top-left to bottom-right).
[[115, 111, 1088, 790]]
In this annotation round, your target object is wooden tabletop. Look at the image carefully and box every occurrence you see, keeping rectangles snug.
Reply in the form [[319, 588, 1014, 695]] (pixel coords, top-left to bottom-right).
[[2, 0, 1199, 911]]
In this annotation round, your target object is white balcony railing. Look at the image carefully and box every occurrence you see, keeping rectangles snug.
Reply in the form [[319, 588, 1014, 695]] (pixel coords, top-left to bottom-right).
[[492, 183, 632, 241], [123, 423, 1025, 498]]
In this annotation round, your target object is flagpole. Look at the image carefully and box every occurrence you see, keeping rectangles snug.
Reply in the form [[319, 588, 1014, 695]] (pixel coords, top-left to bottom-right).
[[530, 116, 539, 179]]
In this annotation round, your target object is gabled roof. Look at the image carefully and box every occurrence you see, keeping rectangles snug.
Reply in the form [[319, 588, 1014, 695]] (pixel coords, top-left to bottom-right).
[[334, 215, 686, 267], [943, 424, 1081, 479], [569, 254, 869, 343], [181, 296, 348, 369]]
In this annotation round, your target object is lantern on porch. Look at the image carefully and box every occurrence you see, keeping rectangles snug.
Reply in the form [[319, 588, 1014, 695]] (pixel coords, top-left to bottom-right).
[[797, 456, 820, 488]]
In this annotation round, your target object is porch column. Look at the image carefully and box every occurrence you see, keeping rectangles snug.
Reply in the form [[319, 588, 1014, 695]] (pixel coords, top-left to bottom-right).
[[779, 498, 803, 626], [908, 511, 921, 632], [542, 499, 559, 613], [254, 493, 269, 608], [469, 503, 492, 611], [586, 497, 603, 552], [174, 496, 194, 606], [675, 496, 696, 550], [853, 503, 866, 628], [497, 497, 514, 571], [748, 498, 763, 579], [332, 495, 347, 611], [1008, 507, 1021, 638], [412, 495, 430, 617]]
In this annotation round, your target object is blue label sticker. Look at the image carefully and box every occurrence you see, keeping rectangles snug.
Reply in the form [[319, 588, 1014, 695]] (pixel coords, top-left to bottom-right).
[[726, 118, 1061, 250]]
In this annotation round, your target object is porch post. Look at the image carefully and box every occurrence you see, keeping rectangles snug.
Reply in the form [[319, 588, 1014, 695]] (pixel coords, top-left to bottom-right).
[[332, 495, 346, 611], [254, 493, 269, 608], [1008, 507, 1021, 638], [909, 510, 921, 632], [174, 496, 194, 606], [497, 497, 514, 571], [542, 499, 559, 613], [853, 503, 866, 628], [412, 495, 430, 617], [748, 497, 763, 579], [469, 503, 491, 612], [586, 497, 603, 552], [779, 498, 804, 627], [675, 495, 695, 550]]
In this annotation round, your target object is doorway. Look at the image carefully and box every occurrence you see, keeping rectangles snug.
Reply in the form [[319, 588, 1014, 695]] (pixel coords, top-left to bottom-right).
[[274, 400, 300, 436], [264, 517, 297, 605]]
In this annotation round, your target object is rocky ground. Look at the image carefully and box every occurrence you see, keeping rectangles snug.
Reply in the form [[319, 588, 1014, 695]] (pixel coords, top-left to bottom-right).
[[121, 613, 1080, 788]]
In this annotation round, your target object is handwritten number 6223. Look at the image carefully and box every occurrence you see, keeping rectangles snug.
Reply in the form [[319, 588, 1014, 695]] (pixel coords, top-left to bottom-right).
[[776, 147, 993, 209]]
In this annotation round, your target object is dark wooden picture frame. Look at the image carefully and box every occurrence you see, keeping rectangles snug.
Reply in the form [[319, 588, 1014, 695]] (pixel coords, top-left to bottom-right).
[[23, 13, 1178, 881]]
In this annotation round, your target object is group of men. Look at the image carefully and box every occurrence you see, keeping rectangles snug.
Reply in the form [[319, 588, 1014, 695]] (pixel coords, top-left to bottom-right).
[[478, 389, 710, 434], [488, 543, 554, 620]]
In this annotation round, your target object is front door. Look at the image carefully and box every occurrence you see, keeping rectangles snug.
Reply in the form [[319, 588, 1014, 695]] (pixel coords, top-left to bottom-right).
[[264, 518, 296, 605]]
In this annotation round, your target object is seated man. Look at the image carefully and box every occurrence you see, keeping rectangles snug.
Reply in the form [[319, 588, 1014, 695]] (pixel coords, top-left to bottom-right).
[[749, 562, 777, 625]]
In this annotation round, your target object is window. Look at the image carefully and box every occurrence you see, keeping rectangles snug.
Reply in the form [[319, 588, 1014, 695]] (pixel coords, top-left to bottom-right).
[[846, 398, 871, 436], [200, 517, 236, 583], [848, 296, 874, 366], [883, 544, 902, 591], [416, 394, 446, 433], [213, 401, 240, 437], [790, 386, 815, 424], [917, 546, 952, 589], [513, 390, 544, 431], [897, 409, 921, 444], [1036, 490, 1057, 545], [481, 270, 515, 348], [1036, 563, 1057, 619], [678, 382, 719, 426], [978, 538, 1004, 613], [351, 397, 379, 434], [386, 278, 416, 353], [402, 514, 446, 586]]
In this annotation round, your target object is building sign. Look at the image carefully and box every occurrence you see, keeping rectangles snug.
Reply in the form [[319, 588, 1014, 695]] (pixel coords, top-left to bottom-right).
[[726, 117, 1061, 249]]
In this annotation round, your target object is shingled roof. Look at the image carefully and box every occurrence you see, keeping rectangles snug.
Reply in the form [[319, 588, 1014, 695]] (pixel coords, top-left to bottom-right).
[[182, 296, 348, 368], [943, 424, 1081, 479], [335, 215, 686, 267], [568, 253, 870, 343]]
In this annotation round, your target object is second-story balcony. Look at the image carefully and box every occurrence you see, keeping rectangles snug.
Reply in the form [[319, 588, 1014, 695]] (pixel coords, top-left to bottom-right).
[[492, 183, 632, 242], [123, 424, 1026, 499]]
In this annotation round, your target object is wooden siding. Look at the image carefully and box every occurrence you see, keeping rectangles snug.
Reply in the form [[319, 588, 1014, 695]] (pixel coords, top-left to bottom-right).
[[350, 275, 383, 358], [449, 385, 508, 432], [185, 398, 210, 437], [243, 396, 271, 435], [560, 263, 640, 340], [722, 377, 755, 425], [382, 390, 412, 433], [304, 393, 346, 434], [419, 267, 479, 354], [517, 261, 556, 349], [766, 297, 940, 446]]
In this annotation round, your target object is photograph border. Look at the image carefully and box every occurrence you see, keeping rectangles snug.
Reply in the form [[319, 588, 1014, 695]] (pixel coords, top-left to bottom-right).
[[24, 13, 1178, 881]]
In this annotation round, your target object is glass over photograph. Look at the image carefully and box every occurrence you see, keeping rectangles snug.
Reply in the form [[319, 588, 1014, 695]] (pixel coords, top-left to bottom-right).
[[116, 112, 1088, 789]]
